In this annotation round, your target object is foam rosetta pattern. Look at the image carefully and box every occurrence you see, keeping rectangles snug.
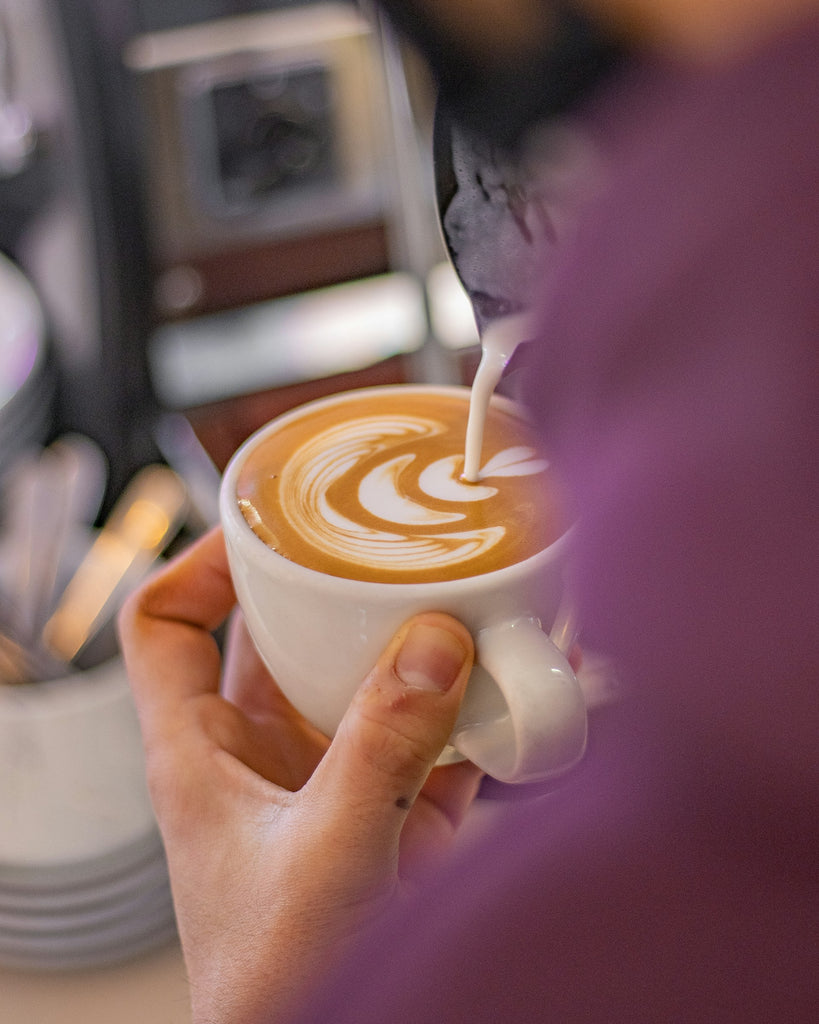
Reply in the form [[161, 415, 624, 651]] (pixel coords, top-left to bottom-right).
[[283, 413, 545, 573], [237, 391, 560, 583]]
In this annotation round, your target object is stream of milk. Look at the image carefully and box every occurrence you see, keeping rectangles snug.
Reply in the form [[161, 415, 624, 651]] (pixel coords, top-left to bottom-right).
[[462, 312, 533, 482]]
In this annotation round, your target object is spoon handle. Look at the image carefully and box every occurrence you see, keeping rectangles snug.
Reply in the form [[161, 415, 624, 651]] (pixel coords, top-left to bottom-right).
[[42, 465, 187, 665]]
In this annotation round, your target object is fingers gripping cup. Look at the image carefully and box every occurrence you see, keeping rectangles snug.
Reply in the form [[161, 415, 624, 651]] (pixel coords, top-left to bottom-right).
[[220, 385, 587, 784]]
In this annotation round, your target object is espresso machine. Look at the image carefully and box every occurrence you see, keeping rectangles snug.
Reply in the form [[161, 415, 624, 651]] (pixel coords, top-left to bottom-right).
[[2, 0, 619, 531], [1, 0, 474, 504]]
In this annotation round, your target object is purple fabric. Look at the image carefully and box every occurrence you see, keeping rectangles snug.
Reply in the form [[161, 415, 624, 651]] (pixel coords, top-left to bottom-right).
[[292, 19, 819, 1023]]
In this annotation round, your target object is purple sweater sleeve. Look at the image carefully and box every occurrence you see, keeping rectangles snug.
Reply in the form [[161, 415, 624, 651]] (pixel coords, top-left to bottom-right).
[[292, 18, 819, 1024]]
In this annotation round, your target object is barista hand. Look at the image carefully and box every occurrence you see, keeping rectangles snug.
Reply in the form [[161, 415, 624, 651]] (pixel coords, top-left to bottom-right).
[[118, 527, 481, 1024]]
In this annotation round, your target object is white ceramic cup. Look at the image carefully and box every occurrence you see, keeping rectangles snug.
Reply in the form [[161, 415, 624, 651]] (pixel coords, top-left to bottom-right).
[[220, 386, 587, 784]]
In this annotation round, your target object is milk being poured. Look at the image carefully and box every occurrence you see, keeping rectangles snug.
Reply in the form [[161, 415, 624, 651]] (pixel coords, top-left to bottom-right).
[[462, 312, 533, 482]]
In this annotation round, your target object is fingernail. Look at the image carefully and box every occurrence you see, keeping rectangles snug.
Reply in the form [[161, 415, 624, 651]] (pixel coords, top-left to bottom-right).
[[395, 623, 469, 692]]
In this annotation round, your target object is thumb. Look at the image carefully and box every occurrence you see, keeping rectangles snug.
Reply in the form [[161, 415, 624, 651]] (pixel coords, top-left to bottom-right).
[[308, 613, 474, 825]]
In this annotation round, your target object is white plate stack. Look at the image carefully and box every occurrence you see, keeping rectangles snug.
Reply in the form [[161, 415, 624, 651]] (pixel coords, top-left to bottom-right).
[[0, 252, 56, 478], [0, 658, 177, 971]]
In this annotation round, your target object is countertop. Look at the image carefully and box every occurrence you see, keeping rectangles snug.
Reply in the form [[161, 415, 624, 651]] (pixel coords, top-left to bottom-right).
[[0, 938, 190, 1024]]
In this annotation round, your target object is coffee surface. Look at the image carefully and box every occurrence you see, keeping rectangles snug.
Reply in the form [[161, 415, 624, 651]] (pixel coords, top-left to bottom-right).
[[236, 388, 565, 583]]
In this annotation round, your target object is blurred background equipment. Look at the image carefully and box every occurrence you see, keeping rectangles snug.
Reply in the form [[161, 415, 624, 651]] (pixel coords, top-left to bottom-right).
[[126, 0, 479, 465], [1, 0, 477, 495], [128, 3, 394, 317]]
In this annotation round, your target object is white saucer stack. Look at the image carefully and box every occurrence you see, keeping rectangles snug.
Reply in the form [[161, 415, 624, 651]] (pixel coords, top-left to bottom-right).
[[0, 658, 177, 970]]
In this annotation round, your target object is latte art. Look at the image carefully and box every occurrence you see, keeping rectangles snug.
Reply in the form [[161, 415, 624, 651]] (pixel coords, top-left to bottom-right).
[[277, 416, 545, 571], [237, 388, 565, 583]]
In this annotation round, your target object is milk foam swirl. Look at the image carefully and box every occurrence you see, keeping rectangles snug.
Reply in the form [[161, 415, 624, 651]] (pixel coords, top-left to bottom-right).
[[276, 414, 547, 574], [236, 388, 562, 583]]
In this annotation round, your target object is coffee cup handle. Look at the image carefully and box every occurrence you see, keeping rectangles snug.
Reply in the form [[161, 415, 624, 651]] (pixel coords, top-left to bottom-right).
[[449, 612, 587, 784]]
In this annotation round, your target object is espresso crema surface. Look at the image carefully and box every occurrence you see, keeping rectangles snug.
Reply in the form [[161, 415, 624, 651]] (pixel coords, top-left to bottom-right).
[[236, 389, 565, 583]]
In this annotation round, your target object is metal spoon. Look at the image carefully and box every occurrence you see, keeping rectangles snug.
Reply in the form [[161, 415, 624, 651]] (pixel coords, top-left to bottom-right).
[[8, 434, 107, 645], [41, 464, 188, 666]]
